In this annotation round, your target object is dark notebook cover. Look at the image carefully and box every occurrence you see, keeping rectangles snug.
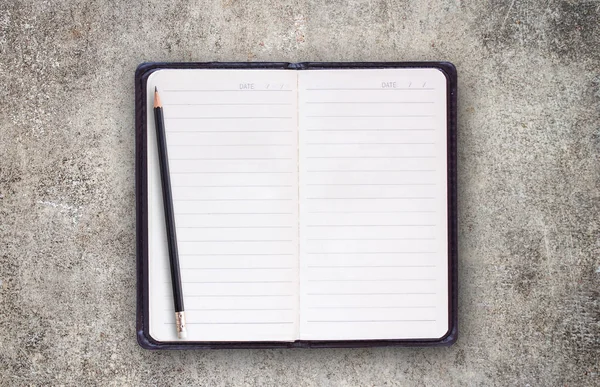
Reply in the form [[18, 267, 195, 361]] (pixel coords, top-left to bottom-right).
[[135, 61, 458, 349]]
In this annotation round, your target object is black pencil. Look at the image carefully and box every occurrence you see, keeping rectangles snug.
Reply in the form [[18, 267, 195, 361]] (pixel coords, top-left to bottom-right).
[[154, 87, 186, 339]]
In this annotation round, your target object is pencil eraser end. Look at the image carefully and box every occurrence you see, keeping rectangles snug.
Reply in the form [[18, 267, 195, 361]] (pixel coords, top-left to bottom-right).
[[178, 329, 187, 340]]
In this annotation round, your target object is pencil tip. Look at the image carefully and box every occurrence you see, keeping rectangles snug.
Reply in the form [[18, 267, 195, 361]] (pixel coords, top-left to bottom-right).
[[154, 87, 162, 108]]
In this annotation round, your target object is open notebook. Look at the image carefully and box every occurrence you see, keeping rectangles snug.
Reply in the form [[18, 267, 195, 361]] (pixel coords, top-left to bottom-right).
[[135, 62, 457, 348]]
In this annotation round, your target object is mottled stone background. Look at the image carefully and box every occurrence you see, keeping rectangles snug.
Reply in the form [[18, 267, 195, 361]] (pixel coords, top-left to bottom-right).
[[1, 0, 598, 385]]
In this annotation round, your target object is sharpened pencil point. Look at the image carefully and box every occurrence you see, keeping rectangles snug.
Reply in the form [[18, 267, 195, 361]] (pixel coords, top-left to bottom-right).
[[154, 87, 162, 108]]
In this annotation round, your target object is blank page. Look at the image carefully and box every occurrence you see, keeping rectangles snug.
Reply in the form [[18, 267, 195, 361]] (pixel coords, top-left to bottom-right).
[[297, 68, 449, 340], [146, 69, 299, 341]]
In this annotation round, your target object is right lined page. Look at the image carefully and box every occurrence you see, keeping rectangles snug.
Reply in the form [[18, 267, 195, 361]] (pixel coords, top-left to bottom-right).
[[297, 68, 449, 340]]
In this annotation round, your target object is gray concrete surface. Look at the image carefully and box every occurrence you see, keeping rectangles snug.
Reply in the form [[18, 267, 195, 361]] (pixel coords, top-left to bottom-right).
[[1, 0, 599, 385]]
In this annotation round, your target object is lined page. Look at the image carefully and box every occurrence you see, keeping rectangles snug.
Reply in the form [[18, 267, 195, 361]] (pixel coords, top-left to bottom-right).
[[297, 69, 449, 340], [146, 69, 299, 342]]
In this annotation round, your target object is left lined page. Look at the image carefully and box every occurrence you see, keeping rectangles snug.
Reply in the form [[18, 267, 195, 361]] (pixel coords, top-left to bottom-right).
[[146, 69, 299, 342]]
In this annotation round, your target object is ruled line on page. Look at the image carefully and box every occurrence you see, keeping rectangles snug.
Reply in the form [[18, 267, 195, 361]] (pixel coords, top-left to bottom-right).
[[306, 319, 436, 323], [167, 130, 294, 133], [306, 129, 435, 132], [172, 266, 294, 271], [165, 322, 295, 325], [307, 278, 436, 282], [163, 268, 294, 272], [167, 280, 295, 284], [174, 198, 293, 201], [306, 157, 435, 159], [305, 88, 435, 91], [172, 294, 294, 297], [306, 237, 435, 241], [169, 158, 294, 161], [178, 253, 295, 257], [305, 170, 436, 173], [171, 266, 294, 270], [306, 210, 436, 214], [169, 144, 293, 147], [177, 240, 294, 243], [170, 172, 293, 175], [164, 89, 294, 92], [307, 265, 437, 268], [305, 197, 436, 200], [177, 226, 294, 229], [305, 115, 434, 118], [304, 101, 435, 104], [306, 142, 435, 145], [165, 116, 293, 120], [167, 265, 295, 269], [167, 308, 295, 311], [305, 224, 434, 229], [308, 306, 436, 309], [175, 212, 295, 215], [305, 184, 435, 186], [306, 292, 437, 296], [305, 252, 437, 255], [173, 185, 294, 188], [164, 102, 294, 106]]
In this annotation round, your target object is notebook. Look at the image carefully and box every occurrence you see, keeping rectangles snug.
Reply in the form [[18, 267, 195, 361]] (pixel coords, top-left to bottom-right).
[[135, 62, 457, 349]]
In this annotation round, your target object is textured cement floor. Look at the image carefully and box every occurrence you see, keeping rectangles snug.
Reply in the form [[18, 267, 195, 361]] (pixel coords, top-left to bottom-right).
[[1, 0, 599, 385]]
